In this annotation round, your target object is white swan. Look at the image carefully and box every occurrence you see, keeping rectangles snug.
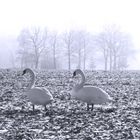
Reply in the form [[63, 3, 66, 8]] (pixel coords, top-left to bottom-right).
[[22, 68, 53, 111], [71, 69, 112, 111]]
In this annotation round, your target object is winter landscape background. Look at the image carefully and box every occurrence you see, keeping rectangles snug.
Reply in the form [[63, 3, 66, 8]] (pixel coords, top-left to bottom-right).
[[0, 0, 140, 70], [0, 0, 140, 140]]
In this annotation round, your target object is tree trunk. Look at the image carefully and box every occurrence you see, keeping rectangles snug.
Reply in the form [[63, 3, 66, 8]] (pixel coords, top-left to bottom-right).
[[35, 57, 39, 69], [113, 54, 117, 71], [104, 49, 108, 71], [53, 45, 56, 69], [83, 42, 86, 70], [78, 48, 81, 69], [105, 56, 108, 71], [109, 47, 112, 71], [68, 44, 71, 70]]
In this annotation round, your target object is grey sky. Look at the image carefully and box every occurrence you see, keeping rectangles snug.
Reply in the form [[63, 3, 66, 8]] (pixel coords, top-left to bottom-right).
[[0, 0, 140, 69]]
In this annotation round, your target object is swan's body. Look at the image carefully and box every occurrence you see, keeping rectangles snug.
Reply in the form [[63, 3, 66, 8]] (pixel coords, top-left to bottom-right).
[[71, 69, 112, 110], [22, 68, 53, 111], [72, 86, 111, 104]]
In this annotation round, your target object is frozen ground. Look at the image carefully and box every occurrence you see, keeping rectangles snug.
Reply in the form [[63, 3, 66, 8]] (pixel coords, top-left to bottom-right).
[[0, 69, 140, 140]]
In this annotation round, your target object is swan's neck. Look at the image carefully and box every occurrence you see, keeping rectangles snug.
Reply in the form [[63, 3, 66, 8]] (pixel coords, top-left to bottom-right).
[[27, 70, 35, 89], [76, 71, 85, 90]]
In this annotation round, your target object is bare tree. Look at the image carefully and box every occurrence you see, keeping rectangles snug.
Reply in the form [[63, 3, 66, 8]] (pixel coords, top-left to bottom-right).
[[17, 29, 33, 68], [82, 31, 92, 70], [94, 33, 109, 71], [71, 30, 92, 70], [89, 56, 96, 70], [62, 30, 75, 70], [94, 25, 133, 71], [29, 27, 48, 69], [73, 31, 83, 69], [49, 32, 58, 69], [17, 27, 48, 69]]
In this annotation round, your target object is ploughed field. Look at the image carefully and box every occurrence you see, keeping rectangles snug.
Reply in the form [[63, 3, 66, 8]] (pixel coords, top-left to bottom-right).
[[0, 69, 140, 140]]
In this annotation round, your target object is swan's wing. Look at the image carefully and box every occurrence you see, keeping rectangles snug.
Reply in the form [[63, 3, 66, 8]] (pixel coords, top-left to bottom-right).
[[77, 86, 110, 104], [40, 87, 53, 99], [27, 87, 53, 105], [96, 87, 112, 101]]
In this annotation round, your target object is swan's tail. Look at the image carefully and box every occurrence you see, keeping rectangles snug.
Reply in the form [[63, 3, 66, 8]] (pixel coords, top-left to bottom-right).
[[50, 98, 54, 102], [107, 94, 113, 102]]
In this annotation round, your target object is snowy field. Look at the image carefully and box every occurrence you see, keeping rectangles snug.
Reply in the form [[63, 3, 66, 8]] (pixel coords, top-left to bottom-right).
[[0, 69, 140, 140]]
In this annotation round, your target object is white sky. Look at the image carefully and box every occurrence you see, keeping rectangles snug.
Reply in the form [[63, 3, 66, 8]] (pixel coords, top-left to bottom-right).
[[0, 0, 140, 69]]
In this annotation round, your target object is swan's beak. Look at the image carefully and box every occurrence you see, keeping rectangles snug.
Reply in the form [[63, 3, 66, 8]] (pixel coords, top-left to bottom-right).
[[69, 94, 72, 100], [22, 70, 26, 75], [72, 71, 76, 78]]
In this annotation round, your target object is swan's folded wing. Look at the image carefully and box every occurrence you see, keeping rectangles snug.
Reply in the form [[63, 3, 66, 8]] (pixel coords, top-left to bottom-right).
[[78, 86, 110, 104], [27, 88, 53, 105]]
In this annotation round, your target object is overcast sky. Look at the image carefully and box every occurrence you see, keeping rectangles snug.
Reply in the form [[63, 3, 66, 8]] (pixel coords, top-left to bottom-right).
[[0, 0, 140, 69]]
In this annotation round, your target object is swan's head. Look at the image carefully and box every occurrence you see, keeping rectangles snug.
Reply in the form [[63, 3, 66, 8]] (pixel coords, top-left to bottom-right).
[[72, 69, 83, 78], [22, 68, 33, 75]]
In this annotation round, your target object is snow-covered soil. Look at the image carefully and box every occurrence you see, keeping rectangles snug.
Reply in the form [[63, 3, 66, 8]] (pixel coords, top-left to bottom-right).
[[0, 69, 140, 140]]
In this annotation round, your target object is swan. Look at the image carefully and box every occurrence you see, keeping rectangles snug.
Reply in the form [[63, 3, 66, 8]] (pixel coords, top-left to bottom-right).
[[22, 68, 53, 111], [71, 69, 112, 111]]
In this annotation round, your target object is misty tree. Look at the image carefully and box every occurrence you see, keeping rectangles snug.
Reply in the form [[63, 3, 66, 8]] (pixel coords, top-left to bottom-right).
[[62, 30, 75, 70], [17, 27, 48, 69], [94, 25, 133, 71], [40, 54, 55, 69], [89, 56, 96, 70], [94, 33, 108, 71], [10, 51, 15, 68], [49, 32, 58, 69], [117, 56, 128, 70], [80, 31, 92, 70], [73, 31, 83, 69], [17, 29, 33, 68], [40, 31, 62, 70], [73, 30, 91, 70]]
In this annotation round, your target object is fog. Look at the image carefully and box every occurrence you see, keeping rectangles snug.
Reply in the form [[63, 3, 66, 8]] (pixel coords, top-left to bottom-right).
[[0, 36, 18, 68], [0, 0, 140, 70]]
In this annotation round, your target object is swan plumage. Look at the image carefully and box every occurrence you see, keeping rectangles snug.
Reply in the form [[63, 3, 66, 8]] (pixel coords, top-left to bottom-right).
[[71, 69, 112, 110], [22, 68, 53, 111]]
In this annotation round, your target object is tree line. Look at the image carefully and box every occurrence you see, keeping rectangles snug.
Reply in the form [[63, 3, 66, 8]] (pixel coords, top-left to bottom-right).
[[16, 25, 133, 71]]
